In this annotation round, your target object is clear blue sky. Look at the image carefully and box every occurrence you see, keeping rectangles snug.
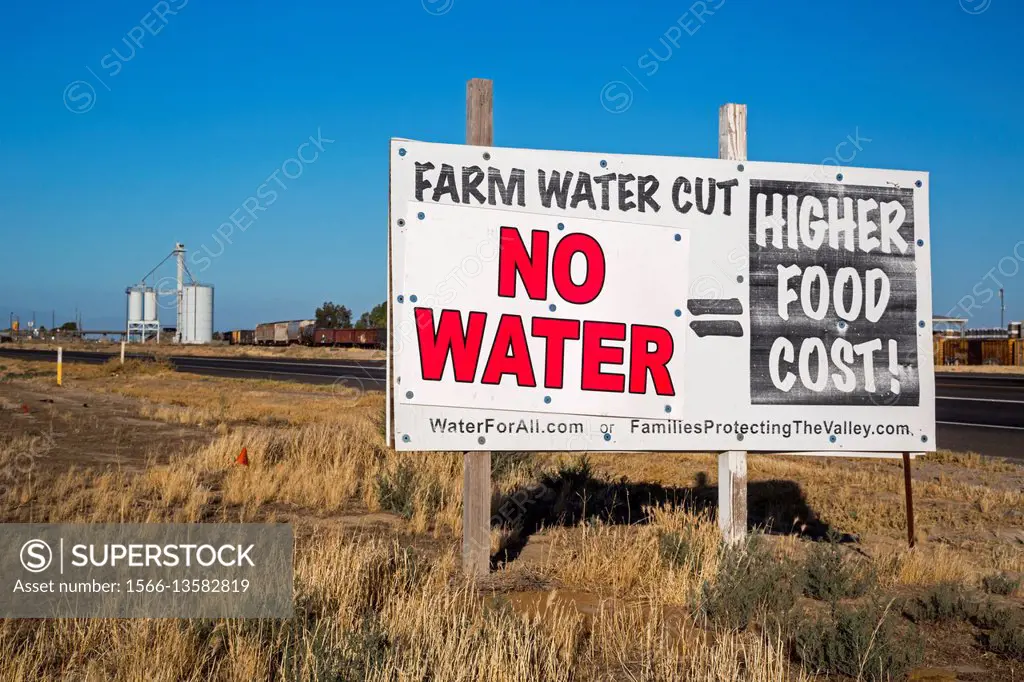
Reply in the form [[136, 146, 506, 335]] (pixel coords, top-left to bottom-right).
[[1, 0, 1021, 331]]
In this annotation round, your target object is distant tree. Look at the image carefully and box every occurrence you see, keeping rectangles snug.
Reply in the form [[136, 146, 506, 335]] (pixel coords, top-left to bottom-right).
[[354, 302, 387, 329], [315, 301, 352, 329], [212, 331, 224, 341], [38, 325, 47, 333], [60, 321, 78, 332], [368, 302, 387, 328]]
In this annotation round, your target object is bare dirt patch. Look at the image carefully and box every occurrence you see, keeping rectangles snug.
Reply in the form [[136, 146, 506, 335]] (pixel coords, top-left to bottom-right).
[[0, 380, 210, 472]]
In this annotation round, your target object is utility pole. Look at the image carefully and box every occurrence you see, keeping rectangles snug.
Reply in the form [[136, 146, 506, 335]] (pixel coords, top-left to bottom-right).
[[1000, 288, 1005, 329]]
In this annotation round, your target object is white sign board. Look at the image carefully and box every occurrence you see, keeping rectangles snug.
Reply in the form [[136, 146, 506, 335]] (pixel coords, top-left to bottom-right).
[[388, 139, 935, 454]]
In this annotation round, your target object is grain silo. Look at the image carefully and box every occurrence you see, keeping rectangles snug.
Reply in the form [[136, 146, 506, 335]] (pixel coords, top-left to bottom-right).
[[127, 287, 144, 324], [127, 242, 215, 344], [180, 284, 214, 344], [125, 286, 160, 343], [143, 288, 158, 322]]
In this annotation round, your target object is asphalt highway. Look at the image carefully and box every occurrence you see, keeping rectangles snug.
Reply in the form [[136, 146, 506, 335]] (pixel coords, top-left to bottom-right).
[[0, 347, 387, 389], [1, 347, 1020, 459], [935, 373, 1023, 459]]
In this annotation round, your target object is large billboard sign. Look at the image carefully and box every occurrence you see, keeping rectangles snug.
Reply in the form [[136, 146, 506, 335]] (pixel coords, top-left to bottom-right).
[[388, 140, 934, 454]]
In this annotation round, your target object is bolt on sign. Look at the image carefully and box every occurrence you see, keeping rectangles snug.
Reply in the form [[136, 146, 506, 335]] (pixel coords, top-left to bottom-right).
[[387, 140, 934, 454]]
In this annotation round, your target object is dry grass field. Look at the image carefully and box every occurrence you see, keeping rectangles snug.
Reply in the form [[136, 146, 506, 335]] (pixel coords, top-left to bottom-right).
[[0, 356, 1021, 680], [936, 365, 1024, 375]]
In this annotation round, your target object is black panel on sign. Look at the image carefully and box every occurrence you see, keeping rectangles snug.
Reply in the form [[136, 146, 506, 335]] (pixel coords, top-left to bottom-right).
[[748, 180, 919, 406]]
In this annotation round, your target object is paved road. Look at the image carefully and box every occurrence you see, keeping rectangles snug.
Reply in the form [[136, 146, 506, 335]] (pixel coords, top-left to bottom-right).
[[935, 373, 1023, 459], [1, 347, 1019, 459], [0, 347, 386, 390]]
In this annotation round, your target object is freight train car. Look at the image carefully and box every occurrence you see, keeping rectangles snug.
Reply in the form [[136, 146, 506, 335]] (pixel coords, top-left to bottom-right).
[[310, 328, 337, 345], [286, 320, 315, 344], [308, 327, 386, 347], [247, 320, 385, 348], [256, 321, 289, 345], [254, 320, 314, 345], [351, 328, 385, 346], [228, 329, 255, 345]]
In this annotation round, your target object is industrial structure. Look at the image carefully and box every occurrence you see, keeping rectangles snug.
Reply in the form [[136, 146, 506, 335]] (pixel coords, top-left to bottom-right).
[[125, 242, 214, 344], [125, 285, 159, 343], [933, 317, 1024, 367]]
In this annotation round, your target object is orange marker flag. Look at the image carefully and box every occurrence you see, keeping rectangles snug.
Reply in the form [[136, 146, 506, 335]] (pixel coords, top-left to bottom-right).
[[235, 448, 249, 466]]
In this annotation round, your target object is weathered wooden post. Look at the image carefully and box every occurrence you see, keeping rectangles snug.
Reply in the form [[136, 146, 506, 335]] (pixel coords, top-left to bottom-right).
[[717, 103, 747, 545], [462, 77, 494, 576]]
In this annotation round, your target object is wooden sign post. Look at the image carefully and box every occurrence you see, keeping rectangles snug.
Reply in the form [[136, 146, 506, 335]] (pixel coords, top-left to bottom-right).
[[462, 77, 494, 577], [718, 103, 748, 545]]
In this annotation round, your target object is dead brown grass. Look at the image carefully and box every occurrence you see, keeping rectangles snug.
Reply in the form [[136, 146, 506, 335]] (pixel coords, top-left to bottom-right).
[[0, 531, 808, 681], [936, 365, 1024, 374], [0, 358, 1021, 679]]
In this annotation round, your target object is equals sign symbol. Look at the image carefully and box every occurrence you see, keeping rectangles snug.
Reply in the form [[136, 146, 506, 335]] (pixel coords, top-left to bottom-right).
[[687, 298, 744, 338]]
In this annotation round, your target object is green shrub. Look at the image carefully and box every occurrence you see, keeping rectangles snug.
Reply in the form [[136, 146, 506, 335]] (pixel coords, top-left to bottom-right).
[[986, 618, 1024, 660], [796, 601, 923, 681], [658, 529, 692, 569], [375, 460, 417, 518], [802, 540, 874, 603], [982, 572, 1020, 596], [903, 582, 971, 623], [700, 536, 801, 630], [965, 600, 1024, 659], [965, 598, 1018, 629]]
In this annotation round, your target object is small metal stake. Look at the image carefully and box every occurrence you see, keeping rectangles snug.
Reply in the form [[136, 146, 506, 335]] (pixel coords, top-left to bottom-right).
[[902, 452, 915, 548]]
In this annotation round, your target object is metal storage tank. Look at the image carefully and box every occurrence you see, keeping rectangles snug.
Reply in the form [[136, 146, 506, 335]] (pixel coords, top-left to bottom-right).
[[143, 288, 158, 322], [180, 284, 214, 344], [127, 287, 145, 322]]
